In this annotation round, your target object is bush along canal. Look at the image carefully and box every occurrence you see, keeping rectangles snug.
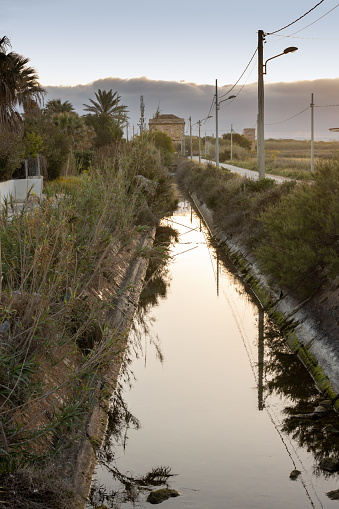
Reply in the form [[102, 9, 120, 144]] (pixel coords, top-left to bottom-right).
[[87, 195, 339, 509]]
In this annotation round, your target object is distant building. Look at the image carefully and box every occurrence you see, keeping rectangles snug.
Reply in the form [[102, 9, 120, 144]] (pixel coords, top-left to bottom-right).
[[243, 128, 256, 151], [149, 114, 185, 144]]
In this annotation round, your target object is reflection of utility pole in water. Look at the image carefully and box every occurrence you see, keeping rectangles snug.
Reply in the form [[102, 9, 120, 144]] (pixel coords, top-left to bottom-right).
[[216, 251, 219, 297], [258, 307, 264, 410]]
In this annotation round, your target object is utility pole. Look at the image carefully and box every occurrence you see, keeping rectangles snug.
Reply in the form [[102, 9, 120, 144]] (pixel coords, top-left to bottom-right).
[[258, 29, 265, 179], [126, 122, 129, 142], [189, 116, 192, 159], [198, 120, 202, 164], [139, 95, 145, 134], [230, 124, 233, 160], [311, 93, 314, 172], [204, 132, 207, 158], [215, 79, 219, 168], [182, 123, 185, 155]]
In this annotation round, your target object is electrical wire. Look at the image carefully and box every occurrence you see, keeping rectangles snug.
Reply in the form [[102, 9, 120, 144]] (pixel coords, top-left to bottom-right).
[[220, 57, 258, 108], [268, 3, 339, 39], [219, 48, 258, 99], [266, 0, 326, 35], [265, 106, 310, 125]]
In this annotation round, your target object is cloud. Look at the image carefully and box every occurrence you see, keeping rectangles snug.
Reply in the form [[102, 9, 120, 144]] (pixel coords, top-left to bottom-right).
[[44, 77, 339, 141]]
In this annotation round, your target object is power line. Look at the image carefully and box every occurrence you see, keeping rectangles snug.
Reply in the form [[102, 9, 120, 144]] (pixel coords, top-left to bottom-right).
[[265, 106, 310, 125], [219, 48, 258, 99], [221, 57, 258, 107], [269, 3, 339, 39], [267, 0, 326, 35]]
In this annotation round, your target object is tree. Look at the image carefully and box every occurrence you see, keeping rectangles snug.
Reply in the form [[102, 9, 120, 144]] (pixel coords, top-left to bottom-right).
[[151, 131, 174, 168], [0, 36, 45, 133], [0, 130, 24, 180], [222, 132, 252, 151], [83, 89, 128, 126], [44, 99, 74, 115], [25, 110, 71, 180]]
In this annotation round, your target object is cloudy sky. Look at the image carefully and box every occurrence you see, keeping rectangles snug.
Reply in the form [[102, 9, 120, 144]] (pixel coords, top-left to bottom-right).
[[2, 0, 339, 139]]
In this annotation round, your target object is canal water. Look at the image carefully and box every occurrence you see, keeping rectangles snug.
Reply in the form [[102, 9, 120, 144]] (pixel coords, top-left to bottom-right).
[[88, 196, 339, 509]]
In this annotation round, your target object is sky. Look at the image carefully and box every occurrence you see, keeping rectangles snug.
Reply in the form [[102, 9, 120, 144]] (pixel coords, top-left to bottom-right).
[[2, 0, 339, 140]]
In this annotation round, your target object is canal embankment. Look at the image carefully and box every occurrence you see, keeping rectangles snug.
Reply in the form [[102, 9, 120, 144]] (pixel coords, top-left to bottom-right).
[[0, 138, 178, 508], [177, 159, 339, 408]]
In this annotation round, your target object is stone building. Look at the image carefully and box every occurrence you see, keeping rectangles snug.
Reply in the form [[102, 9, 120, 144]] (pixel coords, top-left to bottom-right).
[[243, 128, 256, 151], [149, 114, 185, 144]]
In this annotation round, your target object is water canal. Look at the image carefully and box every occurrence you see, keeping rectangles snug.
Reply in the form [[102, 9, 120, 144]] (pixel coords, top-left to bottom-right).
[[88, 195, 339, 509]]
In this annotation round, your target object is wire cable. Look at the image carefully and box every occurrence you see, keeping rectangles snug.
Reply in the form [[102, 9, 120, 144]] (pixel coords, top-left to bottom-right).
[[219, 48, 258, 99], [265, 106, 310, 125], [268, 3, 339, 39], [267, 0, 326, 35]]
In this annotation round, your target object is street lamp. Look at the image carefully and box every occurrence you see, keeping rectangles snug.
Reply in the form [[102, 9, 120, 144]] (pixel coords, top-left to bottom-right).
[[215, 78, 236, 168], [257, 30, 298, 179], [196, 116, 212, 164]]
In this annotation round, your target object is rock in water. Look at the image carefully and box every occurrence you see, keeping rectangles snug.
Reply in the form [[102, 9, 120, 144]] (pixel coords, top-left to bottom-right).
[[327, 489, 339, 500], [319, 457, 339, 472], [289, 469, 301, 480], [147, 488, 180, 504]]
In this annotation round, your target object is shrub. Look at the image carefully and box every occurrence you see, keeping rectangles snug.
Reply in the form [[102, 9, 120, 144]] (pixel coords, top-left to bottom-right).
[[0, 131, 24, 181], [256, 160, 339, 296]]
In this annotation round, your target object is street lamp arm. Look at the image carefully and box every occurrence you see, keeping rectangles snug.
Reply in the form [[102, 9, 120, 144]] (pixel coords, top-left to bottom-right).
[[219, 95, 236, 105], [263, 46, 298, 74]]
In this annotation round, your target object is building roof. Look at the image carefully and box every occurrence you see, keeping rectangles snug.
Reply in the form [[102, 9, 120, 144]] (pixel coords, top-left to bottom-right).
[[149, 114, 184, 124]]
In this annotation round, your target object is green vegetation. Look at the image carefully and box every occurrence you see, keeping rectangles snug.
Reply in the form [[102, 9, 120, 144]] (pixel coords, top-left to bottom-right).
[[224, 138, 339, 180], [0, 36, 45, 134], [0, 133, 177, 505], [178, 159, 339, 298]]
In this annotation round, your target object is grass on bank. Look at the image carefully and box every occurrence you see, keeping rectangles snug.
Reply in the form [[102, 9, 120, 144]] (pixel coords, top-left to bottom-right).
[[0, 137, 177, 489], [177, 158, 339, 299], [204, 138, 339, 181]]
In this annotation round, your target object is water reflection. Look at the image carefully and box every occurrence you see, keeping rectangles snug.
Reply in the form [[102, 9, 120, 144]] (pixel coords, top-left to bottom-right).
[[88, 224, 178, 508], [89, 197, 339, 509]]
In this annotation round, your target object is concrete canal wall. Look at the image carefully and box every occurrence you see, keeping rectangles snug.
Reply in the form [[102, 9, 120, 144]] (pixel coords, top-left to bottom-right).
[[188, 190, 339, 410]]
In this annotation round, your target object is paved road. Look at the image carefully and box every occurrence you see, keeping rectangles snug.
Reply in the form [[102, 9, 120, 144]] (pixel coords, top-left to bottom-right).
[[192, 157, 292, 183]]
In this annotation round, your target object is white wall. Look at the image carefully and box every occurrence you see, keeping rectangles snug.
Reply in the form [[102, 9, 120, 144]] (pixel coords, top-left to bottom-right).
[[0, 178, 43, 206]]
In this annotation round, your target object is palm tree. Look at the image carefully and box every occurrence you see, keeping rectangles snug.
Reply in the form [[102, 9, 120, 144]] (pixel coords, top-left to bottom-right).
[[0, 36, 45, 133], [44, 99, 74, 116], [83, 89, 128, 126]]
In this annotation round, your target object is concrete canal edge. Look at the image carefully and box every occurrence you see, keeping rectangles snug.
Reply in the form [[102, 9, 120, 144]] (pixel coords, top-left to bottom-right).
[[63, 227, 156, 508], [187, 190, 339, 411]]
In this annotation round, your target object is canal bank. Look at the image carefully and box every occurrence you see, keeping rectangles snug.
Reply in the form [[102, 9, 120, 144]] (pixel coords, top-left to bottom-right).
[[187, 188, 339, 409], [61, 228, 157, 508], [89, 194, 339, 509]]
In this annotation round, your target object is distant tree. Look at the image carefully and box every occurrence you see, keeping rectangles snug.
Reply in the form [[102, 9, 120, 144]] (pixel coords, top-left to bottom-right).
[[0, 36, 45, 133], [83, 89, 128, 126], [84, 113, 123, 148], [44, 98, 75, 115], [25, 110, 71, 180], [0, 130, 24, 180], [151, 131, 175, 168], [222, 132, 251, 151]]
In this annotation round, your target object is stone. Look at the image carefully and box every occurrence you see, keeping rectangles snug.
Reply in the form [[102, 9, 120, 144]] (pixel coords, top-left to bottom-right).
[[319, 400, 332, 408], [323, 424, 339, 435], [289, 469, 301, 480], [327, 489, 339, 500], [319, 457, 339, 472], [314, 405, 328, 413], [147, 488, 180, 504]]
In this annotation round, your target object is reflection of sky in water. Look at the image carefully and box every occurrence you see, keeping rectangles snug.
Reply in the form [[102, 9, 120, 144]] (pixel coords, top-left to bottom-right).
[[90, 199, 339, 509]]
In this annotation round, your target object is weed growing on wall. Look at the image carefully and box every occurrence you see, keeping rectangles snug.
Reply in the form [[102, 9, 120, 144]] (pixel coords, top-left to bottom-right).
[[0, 138, 176, 478]]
